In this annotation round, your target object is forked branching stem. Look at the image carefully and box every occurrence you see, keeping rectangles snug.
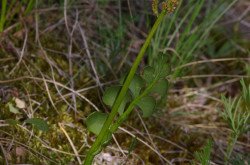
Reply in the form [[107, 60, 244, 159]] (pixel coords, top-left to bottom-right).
[[83, 9, 167, 165]]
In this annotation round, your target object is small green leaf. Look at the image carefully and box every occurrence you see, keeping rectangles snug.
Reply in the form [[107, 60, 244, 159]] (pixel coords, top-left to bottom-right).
[[119, 73, 127, 84], [154, 54, 171, 78], [8, 103, 20, 114], [129, 75, 144, 98], [102, 86, 131, 115], [120, 74, 144, 98], [151, 79, 169, 97], [142, 66, 155, 83], [25, 118, 49, 132], [6, 119, 19, 125], [86, 112, 108, 135], [136, 96, 156, 117], [159, 63, 171, 78], [103, 86, 120, 107]]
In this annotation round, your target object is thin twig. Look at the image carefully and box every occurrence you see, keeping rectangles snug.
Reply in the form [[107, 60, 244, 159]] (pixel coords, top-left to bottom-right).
[[59, 123, 82, 164]]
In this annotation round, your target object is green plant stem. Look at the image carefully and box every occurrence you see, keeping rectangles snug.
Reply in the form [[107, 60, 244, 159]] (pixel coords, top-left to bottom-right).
[[110, 79, 158, 133], [83, 9, 167, 165], [24, 0, 35, 15]]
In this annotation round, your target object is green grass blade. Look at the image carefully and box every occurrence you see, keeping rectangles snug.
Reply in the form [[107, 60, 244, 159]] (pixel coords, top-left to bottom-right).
[[0, 0, 7, 32]]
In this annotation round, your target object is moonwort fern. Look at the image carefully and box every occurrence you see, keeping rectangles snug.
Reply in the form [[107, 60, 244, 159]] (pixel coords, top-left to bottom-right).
[[84, 1, 179, 164]]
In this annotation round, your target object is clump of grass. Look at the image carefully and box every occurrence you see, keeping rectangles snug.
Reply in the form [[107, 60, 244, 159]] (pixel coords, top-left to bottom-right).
[[0, 0, 35, 32], [194, 140, 213, 165], [221, 79, 250, 163], [149, 0, 238, 77]]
